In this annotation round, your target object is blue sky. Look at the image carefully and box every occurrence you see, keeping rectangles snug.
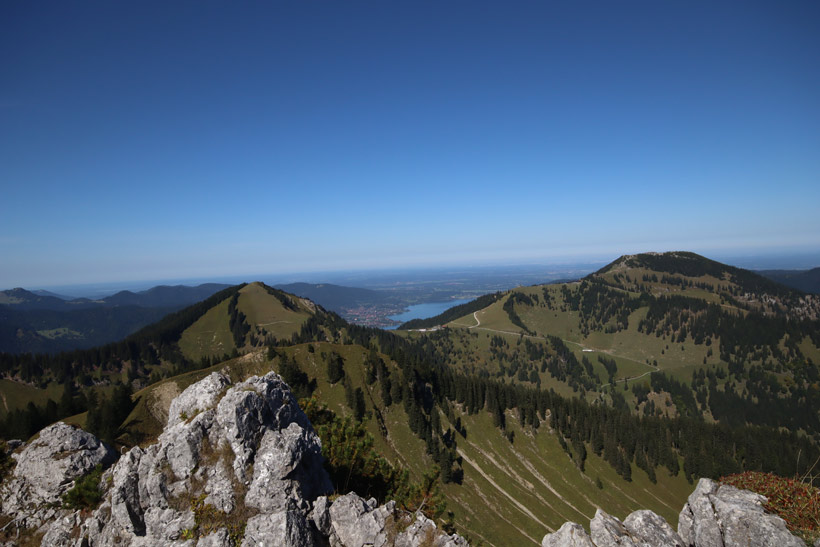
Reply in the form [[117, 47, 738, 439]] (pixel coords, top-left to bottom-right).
[[2, 1, 819, 287]]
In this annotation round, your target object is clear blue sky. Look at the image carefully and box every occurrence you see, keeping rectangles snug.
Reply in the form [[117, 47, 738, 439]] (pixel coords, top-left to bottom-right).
[[2, 1, 819, 287]]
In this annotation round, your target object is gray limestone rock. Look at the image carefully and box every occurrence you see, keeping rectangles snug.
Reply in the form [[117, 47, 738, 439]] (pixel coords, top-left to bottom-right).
[[40, 512, 83, 547], [395, 513, 470, 547], [196, 529, 232, 547], [590, 508, 642, 547], [712, 484, 803, 547], [202, 452, 236, 514], [543, 488, 806, 547], [542, 521, 596, 547], [108, 446, 146, 537], [677, 478, 803, 547], [167, 372, 231, 429], [311, 495, 332, 536], [0, 422, 115, 529], [623, 510, 683, 546], [242, 510, 313, 547], [143, 506, 196, 540], [679, 478, 724, 547], [245, 421, 329, 512], [215, 373, 314, 483], [74, 371, 331, 545], [329, 492, 395, 547], [326, 493, 462, 547]]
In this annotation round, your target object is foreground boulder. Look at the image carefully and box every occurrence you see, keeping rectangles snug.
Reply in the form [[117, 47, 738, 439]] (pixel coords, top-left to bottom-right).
[[11, 371, 466, 546], [678, 478, 804, 547], [0, 422, 116, 530], [541, 477, 805, 547]]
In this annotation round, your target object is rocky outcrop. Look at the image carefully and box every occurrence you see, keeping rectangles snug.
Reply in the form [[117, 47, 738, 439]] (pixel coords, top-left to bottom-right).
[[541, 477, 805, 547], [541, 508, 685, 547], [678, 478, 804, 547], [6, 371, 465, 546], [318, 493, 467, 547], [542, 522, 595, 547], [0, 422, 116, 530], [74, 370, 333, 545]]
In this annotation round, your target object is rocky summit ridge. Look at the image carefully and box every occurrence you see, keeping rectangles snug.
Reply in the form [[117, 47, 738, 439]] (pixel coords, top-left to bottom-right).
[[0, 371, 466, 546], [0, 369, 813, 546]]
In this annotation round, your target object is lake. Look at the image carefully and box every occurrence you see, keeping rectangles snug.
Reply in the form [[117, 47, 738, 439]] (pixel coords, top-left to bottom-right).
[[386, 298, 472, 328]]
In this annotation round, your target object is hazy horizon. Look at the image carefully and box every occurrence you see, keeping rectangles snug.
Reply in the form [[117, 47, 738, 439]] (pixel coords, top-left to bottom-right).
[[3, 2, 818, 289], [7, 249, 820, 299]]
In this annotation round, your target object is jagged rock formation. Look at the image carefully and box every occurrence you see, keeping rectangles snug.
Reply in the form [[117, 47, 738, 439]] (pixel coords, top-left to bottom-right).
[[1, 371, 466, 546], [541, 477, 805, 547]]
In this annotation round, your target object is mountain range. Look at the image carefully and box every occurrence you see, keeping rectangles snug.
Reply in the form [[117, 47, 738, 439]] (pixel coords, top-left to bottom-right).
[[759, 267, 820, 294], [1, 252, 819, 545], [0, 284, 231, 353]]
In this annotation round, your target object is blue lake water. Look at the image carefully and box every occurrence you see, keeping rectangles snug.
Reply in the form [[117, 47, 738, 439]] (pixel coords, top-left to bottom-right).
[[387, 298, 471, 328]]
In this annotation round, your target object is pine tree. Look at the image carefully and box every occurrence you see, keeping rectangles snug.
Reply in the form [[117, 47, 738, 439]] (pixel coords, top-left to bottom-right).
[[327, 353, 345, 384]]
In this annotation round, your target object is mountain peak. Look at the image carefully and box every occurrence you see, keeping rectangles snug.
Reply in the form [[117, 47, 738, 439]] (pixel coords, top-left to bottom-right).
[[589, 251, 819, 320]]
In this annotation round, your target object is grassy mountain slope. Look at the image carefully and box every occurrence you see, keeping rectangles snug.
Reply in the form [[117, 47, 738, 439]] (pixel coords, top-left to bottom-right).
[[413, 252, 820, 440], [177, 282, 312, 361]]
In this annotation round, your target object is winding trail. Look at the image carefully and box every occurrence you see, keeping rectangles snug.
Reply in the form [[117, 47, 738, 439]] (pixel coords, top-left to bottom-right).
[[453, 309, 657, 385], [257, 320, 292, 327]]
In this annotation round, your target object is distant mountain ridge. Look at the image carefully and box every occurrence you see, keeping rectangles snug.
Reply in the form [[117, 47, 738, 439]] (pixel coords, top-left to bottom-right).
[[0, 283, 232, 311], [593, 251, 802, 298], [31, 289, 72, 300], [759, 267, 820, 295], [0, 288, 75, 310], [0, 283, 232, 353]]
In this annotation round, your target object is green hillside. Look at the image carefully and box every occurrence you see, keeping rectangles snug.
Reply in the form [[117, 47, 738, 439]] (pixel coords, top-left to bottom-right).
[[178, 282, 312, 361], [394, 253, 820, 450]]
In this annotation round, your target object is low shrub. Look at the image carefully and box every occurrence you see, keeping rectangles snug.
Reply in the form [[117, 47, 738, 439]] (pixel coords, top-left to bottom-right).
[[62, 464, 104, 510]]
